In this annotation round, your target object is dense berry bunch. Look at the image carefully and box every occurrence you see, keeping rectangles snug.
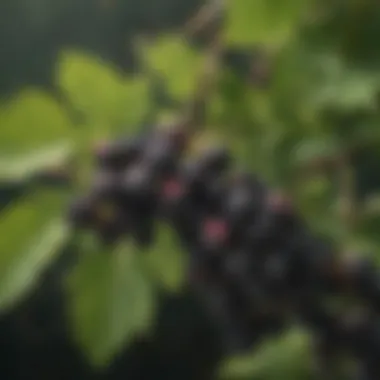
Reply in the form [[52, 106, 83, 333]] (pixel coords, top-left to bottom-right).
[[69, 125, 380, 379]]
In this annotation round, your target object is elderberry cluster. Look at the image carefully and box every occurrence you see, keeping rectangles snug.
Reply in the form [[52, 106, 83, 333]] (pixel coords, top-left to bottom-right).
[[68, 125, 380, 379]]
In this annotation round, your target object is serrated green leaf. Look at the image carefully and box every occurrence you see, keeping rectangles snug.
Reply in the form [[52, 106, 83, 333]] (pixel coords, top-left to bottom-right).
[[68, 244, 156, 368], [0, 89, 73, 153], [0, 220, 68, 311], [56, 50, 151, 133], [143, 224, 185, 293], [0, 141, 74, 184], [225, 0, 309, 47], [141, 35, 202, 101]]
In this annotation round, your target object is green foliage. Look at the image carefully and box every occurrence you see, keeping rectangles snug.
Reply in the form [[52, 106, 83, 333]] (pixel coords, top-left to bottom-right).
[[2, 0, 380, 378], [140, 35, 203, 102], [0, 189, 69, 311], [0, 89, 73, 153], [225, 0, 311, 47], [219, 329, 310, 380], [57, 50, 152, 136], [0, 141, 74, 183], [144, 223, 186, 293], [67, 242, 155, 367]]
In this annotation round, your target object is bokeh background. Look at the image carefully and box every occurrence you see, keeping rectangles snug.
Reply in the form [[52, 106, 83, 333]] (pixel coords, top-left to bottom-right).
[[2, 0, 380, 379]]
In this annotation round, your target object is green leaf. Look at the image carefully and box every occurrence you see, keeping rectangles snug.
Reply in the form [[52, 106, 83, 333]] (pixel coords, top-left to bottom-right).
[[0, 220, 68, 311], [0, 141, 74, 184], [141, 35, 202, 101], [219, 329, 310, 380], [0, 189, 69, 312], [0, 89, 73, 153], [56, 50, 151, 133], [292, 171, 349, 242], [310, 69, 380, 112], [225, 0, 309, 47], [355, 195, 380, 249], [68, 243, 156, 368], [283, 51, 380, 116], [144, 224, 186, 293], [291, 136, 340, 166]]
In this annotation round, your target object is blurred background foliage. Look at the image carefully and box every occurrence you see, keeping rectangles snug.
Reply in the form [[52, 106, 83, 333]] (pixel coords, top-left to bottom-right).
[[1, 0, 380, 379]]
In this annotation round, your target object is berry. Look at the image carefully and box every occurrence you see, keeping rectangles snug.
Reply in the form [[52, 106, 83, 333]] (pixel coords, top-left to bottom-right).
[[68, 196, 97, 229], [95, 136, 145, 170]]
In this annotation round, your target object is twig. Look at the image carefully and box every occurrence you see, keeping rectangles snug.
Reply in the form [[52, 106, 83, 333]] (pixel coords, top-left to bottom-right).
[[181, 0, 225, 131], [184, 0, 224, 39]]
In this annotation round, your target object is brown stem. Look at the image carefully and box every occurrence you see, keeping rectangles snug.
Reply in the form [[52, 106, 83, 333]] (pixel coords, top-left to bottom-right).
[[180, 0, 225, 132], [184, 0, 224, 38]]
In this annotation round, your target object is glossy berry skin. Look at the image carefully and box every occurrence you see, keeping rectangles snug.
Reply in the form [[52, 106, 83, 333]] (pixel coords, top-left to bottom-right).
[[122, 164, 155, 200], [68, 196, 98, 229], [185, 146, 231, 185], [94, 136, 146, 171], [222, 172, 267, 245], [91, 171, 121, 200]]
